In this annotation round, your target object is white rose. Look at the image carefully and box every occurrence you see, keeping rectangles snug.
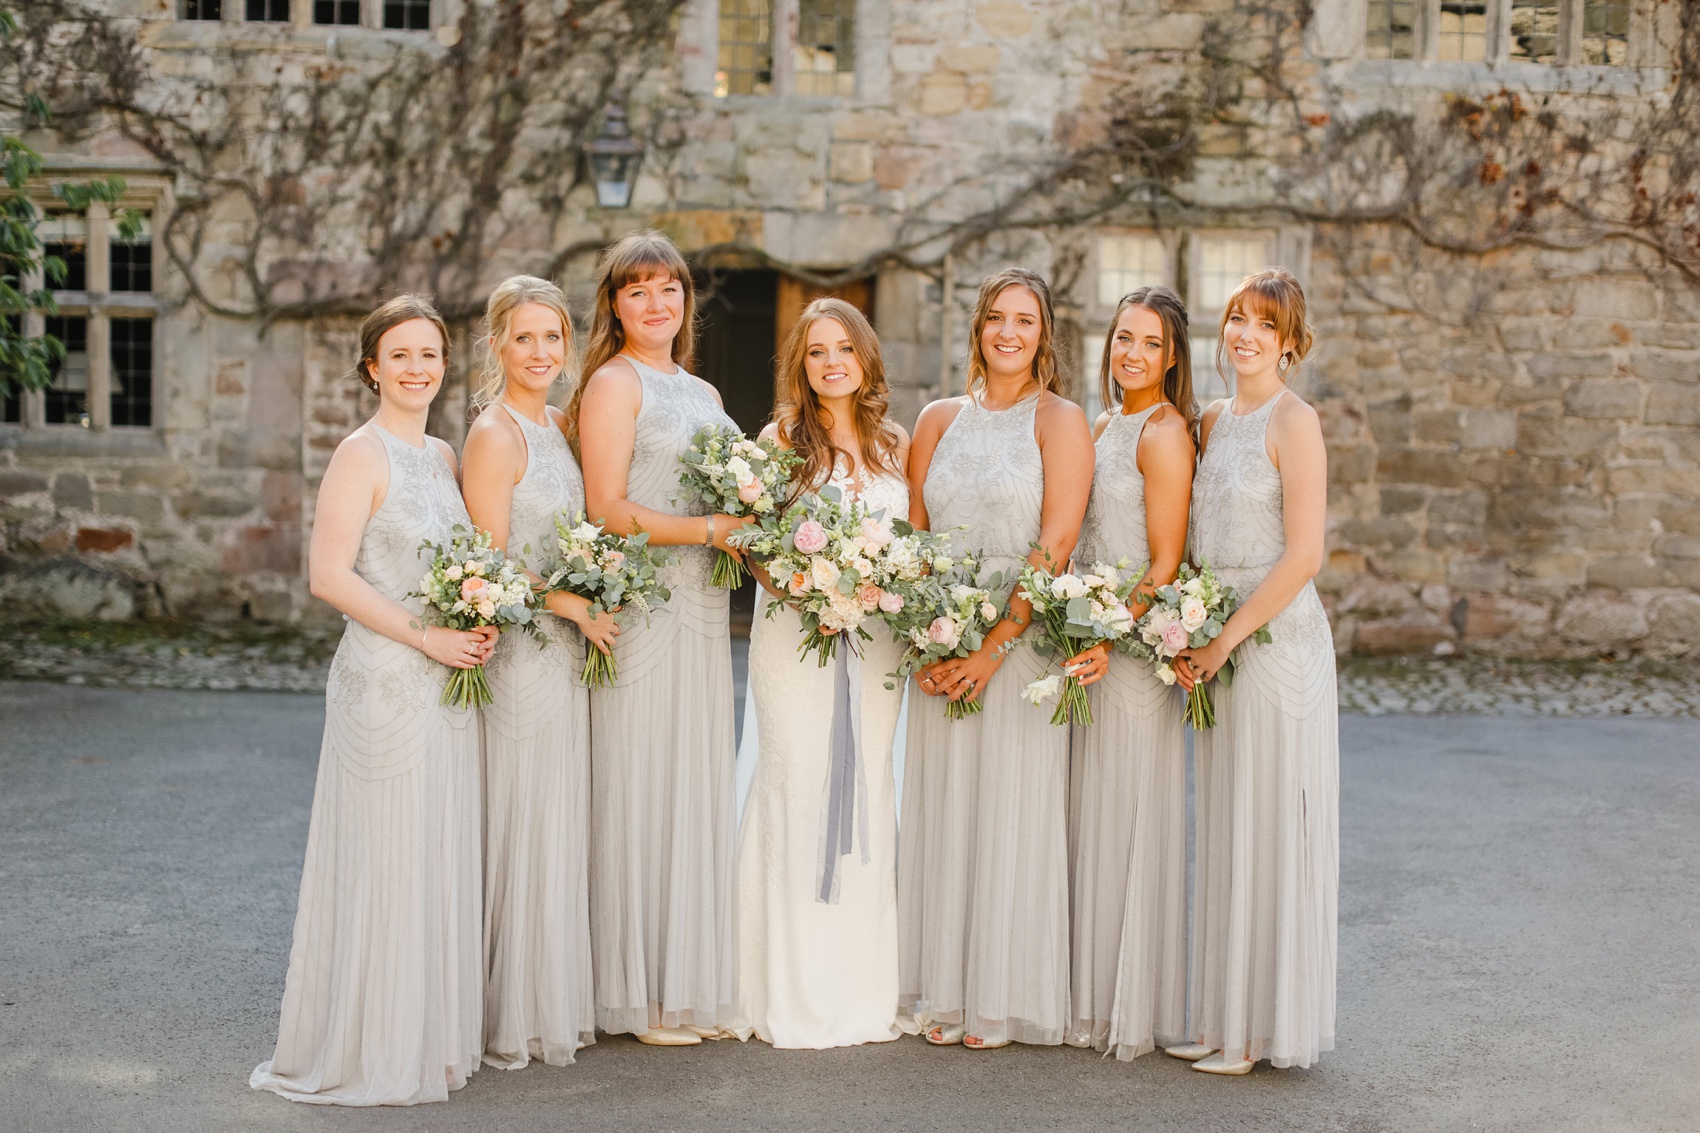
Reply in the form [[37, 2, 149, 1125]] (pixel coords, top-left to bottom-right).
[[1180, 597, 1209, 632], [445, 563, 463, 581], [949, 584, 978, 605], [1022, 674, 1062, 706], [1155, 663, 1177, 686], [725, 455, 754, 483], [811, 557, 841, 590], [1052, 574, 1087, 600], [980, 601, 998, 623], [1105, 604, 1134, 635]]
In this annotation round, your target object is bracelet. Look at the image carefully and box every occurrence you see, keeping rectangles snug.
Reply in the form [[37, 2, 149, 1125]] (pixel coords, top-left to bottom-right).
[[704, 515, 715, 547]]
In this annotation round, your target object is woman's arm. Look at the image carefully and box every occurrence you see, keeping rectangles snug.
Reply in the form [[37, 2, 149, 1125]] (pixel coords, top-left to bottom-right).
[[309, 430, 495, 668], [578, 359, 746, 553], [904, 399, 962, 531], [1177, 396, 1326, 689]]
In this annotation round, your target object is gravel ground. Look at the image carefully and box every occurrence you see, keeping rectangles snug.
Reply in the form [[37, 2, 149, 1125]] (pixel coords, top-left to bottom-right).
[[2, 620, 1695, 716]]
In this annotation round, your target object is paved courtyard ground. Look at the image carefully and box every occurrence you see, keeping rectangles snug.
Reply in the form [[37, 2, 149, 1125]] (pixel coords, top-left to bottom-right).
[[1, 676, 1697, 1132]]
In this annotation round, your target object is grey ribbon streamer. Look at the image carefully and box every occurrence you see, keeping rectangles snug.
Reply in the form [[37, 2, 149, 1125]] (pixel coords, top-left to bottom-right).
[[817, 642, 870, 905]]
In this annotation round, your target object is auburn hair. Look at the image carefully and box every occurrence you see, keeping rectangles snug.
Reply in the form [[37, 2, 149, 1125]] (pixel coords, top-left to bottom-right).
[[566, 230, 697, 449], [772, 296, 902, 493], [1215, 267, 1315, 382], [1100, 285, 1199, 438], [355, 294, 448, 394], [965, 267, 1062, 396], [472, 275, 576, 414]]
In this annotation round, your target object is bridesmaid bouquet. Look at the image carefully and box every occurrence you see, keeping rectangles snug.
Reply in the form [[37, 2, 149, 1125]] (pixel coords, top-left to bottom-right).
[[1130, 560, 1272, 729], [881, 548, 1006, 720], [1015, 555, 1140, 726], [727, 485, 888, 666], [411, 526, 542, 709], [676, 424, 802, 589], [541, 513, 676, 688]]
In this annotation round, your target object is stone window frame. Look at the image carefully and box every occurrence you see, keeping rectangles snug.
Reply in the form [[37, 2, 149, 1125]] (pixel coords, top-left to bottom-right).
[[1359, 0, 1645, 66], [6, 174, 170, 435], [679, 0, 892, 103], [173, 0, 455, 37]]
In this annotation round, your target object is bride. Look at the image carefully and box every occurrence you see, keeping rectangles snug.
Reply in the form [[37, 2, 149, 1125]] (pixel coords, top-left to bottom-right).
[[731, 297, 912, 1048]]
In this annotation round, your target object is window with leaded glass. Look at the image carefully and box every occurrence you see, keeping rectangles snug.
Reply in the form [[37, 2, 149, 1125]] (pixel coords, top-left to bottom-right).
[[245, 0, 290, 20], [43, 315, 89, 426], [717, 0, 773, 96], [383, 0, 430, 30], [109, 319, 153, 428], [314, 0, 360, 23], [796, 0, 855, 97], [1365, 0, 1417, 58]]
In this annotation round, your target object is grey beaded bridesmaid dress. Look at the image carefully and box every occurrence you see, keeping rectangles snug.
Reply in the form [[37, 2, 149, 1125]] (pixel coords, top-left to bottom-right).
[[589, 357, 738, 1035], [480, 405, 594, 1068], [1067, 403, 1188, 1059], [251, 425, 481, 1105], [1187, 389, 1339, 1068], [897, 392, 1070, 1046]]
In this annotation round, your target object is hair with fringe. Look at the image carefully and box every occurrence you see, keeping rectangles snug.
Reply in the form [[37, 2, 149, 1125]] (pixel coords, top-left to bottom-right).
[[566, 231, 696, 450], [471, 275, 576, 414], [1100, 285, 1199, 438], [965, 267, 1062, 396], [1215, 267, 1315, 383], [772, 296, 902, 493], [356, 294, 449, 395]]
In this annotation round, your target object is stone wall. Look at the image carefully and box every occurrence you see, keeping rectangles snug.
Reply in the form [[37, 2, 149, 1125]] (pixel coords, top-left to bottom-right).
[[1, 0, 1696, 657]]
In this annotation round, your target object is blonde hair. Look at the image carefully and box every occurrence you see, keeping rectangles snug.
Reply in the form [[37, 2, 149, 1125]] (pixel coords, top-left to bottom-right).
[[566, 231, 697, 450], [1215, 267, 1315, 382], [472, 275, 576, 413], [965, 267, 1062, 396], [1099, 285, 1199, 438], [356, 294, 449, 394], [772, 297, 902, 493]]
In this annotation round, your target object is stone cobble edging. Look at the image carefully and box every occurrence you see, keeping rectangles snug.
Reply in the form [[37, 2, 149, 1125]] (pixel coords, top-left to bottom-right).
[[2, 623, 1696, 716]]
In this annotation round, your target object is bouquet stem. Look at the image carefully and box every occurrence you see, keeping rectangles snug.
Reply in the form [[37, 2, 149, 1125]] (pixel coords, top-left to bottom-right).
[[1184, 685, 1217, 729], [1050, 674, 1093, 727], [711, 550, 746, 590], [442, 663, 493, 710], [580, 647, 619, 689], [945, 697, 984, 721]]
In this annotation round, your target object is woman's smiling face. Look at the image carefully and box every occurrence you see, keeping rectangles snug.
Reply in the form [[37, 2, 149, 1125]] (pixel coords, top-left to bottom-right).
[[980, 284, 1042, 380], [368, 317, 446, 409]]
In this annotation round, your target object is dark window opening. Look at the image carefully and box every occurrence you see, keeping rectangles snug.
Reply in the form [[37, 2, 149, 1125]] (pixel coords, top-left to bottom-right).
[[182, 0, 222, 18], [315, 0, 360, 22], [110, 318, 153, 427], [109, 239, 152, 293], [246, 0, 290, 20], [43, 315, 88, 426], [2, 314, 19, 423], [383, 0, 429, 30], [45, 239, 87, 292]]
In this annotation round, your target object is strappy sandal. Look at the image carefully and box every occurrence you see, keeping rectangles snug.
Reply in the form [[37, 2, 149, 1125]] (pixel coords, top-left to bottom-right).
[[964, 1034, 1011, 1050], [925, 1023, 967, 1046]]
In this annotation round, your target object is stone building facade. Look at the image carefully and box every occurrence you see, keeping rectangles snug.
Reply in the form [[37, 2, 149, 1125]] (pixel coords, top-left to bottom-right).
[[1, 0, 1696, 657]]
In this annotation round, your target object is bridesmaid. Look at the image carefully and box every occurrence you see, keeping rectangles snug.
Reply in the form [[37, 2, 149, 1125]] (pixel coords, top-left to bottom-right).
[[1062, 286, 1196, 1059], [731, 297, 912, 1049], [569, 231, 746, 1046], [462, 276, 616, 1069], [1169, 267, 1338, 1074], [252, 296, 494, 1105], [899, 267, 1094, 1050]]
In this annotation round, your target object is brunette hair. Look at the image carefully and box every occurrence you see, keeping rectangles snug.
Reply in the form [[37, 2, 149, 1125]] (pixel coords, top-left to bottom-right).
[[356, 294, 449, 394], [772, 297, 902, 493], [1100, 285, 1199, 437], [965, 267, 1062, 396], [1215, 267, 1315, 382], [566, 231, 697, 449], [472, 275, 576, 413]]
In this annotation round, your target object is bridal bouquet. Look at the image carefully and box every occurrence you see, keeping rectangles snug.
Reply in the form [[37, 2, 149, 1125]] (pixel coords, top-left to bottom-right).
[[1016, 555, 1140, 726], [1130, 560, 1271, 729], [881, 547, 1006, 720], [676, 424, 802, 589], [411, 526, 541, 709], [727, 485, 888, 666], [541, 513, 676, 688]]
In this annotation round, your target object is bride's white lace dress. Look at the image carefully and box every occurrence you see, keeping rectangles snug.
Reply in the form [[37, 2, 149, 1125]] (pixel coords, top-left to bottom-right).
[[730, 465, 911, 1048]]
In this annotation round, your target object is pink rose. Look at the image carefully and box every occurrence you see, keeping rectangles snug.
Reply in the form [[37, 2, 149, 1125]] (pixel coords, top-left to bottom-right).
[[1162, 621, 1189, 654], [460, 576, 489, 602], [602, 549, 626, 569], [878, 590, 905, 615], [859, 517, 894, 547], [927, 616, 961, 650], [737, 479, 763, 504], [857, 582, 883, 611], [793, 520, 828, 555]]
